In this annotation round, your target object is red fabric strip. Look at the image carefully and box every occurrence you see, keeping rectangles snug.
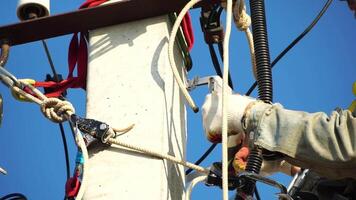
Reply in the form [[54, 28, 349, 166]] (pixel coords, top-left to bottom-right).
[[37, 0, 194, 98]]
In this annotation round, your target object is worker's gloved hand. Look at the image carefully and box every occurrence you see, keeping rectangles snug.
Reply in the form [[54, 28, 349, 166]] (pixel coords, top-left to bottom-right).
[[202, 92, 301, 176], [201, 92, 255, 143], [232, 147, 301, 176]]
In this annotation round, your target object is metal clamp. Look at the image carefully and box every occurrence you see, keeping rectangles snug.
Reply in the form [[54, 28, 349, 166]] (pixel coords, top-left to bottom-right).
[[70, 115, 112, 144], [187, 75, 231, 94], [204, 162, 293, 199], [205, 162, 241, 190], [200, 6, 224, 44], [237, 172, 293, 200]]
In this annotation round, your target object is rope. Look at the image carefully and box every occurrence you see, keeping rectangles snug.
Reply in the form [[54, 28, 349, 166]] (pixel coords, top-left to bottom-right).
[[0, 71, 88, 200], [10, 81, 75, 123], [107, 137, 208, 174], [222, 0, 233, 199], [168, 0, 201, 113], [40, 98, 75, 123], [233, 0, 257, 80], [75, 128, 89, 200], [185, 175, 207, 200]]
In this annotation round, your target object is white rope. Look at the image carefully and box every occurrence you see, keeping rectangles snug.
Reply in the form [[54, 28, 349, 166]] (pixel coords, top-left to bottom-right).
[[233, 0, 257, 79], [40, 98, 75, 123], [75, 128, 89, 200], [185, 175, 207, 200], [107, 137, 208, 174], [8, 79, 88, 200], [168, 0, 200, 112], [222, 0, 233, 199], [11, 81, 75, 122]]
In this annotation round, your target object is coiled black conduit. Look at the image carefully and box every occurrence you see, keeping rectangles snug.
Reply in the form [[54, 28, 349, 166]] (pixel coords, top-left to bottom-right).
[[237, 0, 272, 199], [249, 0, 273, 103]]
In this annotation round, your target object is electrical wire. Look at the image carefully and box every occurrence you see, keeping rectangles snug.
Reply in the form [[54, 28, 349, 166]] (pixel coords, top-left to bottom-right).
[[254, 187, 261, 200], [207, 5, 234, 89], [168, 0, 201, 113], [208, 38, 234, 89], [41, 40, 71, 200], [186, 0, 333, 182], [245, 0, 333, 96], [0, 193, 27, 200], [185, 143, 217, 175], [185, 5, 232, 176], [41, 40, 60, 81], [185, 5, 233, 178]]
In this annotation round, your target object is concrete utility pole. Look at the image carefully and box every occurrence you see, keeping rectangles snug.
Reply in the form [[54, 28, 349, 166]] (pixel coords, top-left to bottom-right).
[[84, 1, 188, 199]]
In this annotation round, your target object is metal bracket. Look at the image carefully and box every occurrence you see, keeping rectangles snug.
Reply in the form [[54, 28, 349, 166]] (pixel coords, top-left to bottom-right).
[[187, 75, 231, 94]]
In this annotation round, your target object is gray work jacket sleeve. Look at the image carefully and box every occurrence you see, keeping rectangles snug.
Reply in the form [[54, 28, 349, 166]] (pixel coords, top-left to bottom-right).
[[248, 103, 356, 179]]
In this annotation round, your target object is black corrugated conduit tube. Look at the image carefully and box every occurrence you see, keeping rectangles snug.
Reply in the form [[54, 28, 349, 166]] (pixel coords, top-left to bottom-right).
[[249, 0, 273, 103], [237, 0, 273, 199]]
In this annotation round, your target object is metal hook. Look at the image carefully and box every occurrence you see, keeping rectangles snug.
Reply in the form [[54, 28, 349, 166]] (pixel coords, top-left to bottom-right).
[[238, 172, 293, 200]]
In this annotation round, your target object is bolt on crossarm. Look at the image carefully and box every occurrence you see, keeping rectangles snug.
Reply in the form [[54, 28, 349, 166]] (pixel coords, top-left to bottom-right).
[[0, 42, 10, 67]]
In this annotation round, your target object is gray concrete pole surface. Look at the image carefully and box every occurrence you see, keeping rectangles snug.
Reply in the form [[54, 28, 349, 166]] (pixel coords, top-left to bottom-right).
[[84, 9, 188, 200]]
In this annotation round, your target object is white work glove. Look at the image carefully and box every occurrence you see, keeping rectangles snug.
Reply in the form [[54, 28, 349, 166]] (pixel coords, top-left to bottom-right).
[[201, 92, 255, 143], [202, 92, 301, 176]]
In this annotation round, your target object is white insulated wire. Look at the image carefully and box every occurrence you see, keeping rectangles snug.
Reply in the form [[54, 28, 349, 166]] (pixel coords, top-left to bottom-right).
[[222, 0, 233, 199], [185, 175, 207, 200], [168, 0, 201, 112]]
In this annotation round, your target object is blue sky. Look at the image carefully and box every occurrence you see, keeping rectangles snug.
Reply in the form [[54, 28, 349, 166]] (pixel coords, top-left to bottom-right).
[[0, 0, 355, 199]]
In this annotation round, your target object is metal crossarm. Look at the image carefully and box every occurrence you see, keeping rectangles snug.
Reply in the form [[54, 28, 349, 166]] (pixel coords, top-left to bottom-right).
[[0, 0, 219, 46]]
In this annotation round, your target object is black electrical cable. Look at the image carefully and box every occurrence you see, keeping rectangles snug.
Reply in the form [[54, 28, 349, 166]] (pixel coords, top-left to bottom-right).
[[0, 193, 27, 200], [254, 186, 261, 200], [41, 40, 71, 200], [206, 5, 234, 88], [245, 0, 333, 96], [41, 40, 71, 181], [41, 40, 60, 82], [185, 143, 217, 175]]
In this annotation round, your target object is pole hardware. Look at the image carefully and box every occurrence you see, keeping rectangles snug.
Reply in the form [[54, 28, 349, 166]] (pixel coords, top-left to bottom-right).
[[187, 75, 231, 94], [200, 4, 224, 44], [205, 162, 292, 199], [205, 162, 241, 190], [70, 115, 113, 144], [0, 43, 10, 67]]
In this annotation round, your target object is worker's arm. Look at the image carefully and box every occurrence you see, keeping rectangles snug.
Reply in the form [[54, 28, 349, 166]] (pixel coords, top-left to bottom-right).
[[245, 102, 356, 179], [202, 93, 356, 179]]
